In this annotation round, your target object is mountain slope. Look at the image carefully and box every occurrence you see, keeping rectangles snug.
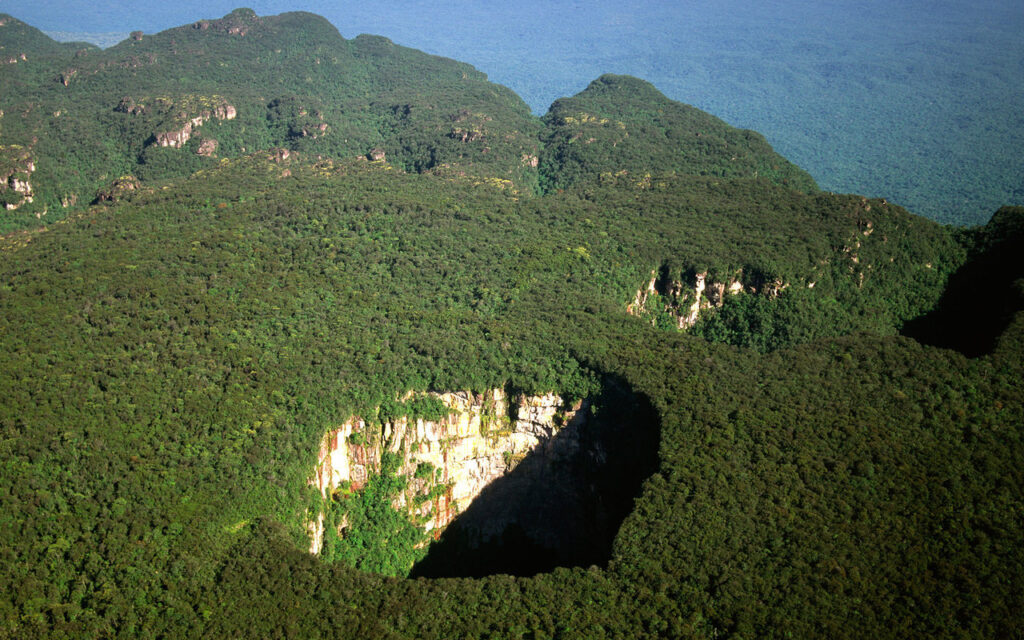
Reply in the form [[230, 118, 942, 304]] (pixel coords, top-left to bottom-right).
[[539, 74, 818, 193], [0, 18, 820, 232], [0, 9, 542, 229]]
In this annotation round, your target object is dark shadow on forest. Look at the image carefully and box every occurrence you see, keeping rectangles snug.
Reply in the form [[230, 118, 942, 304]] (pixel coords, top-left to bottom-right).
[[410, 375, 660, 579], [902, 207, 1024, 357]]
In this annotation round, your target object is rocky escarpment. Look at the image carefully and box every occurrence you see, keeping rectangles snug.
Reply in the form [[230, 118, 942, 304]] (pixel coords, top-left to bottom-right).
[[307, 389, 588, 555], [0, 144, 35, 211], [152, 105, 236, 148], [309, 382, 659, 578], [628, 265, 788, 329], [115, 95, 238, 149]]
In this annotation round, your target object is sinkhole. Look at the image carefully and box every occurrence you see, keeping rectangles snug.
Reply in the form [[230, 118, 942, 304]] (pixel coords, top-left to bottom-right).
[[309, 377, 660, 578]]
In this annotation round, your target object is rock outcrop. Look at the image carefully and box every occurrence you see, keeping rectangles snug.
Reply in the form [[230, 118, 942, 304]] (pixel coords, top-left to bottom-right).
[[628, 266, 788, 328], [114, 97, 148, 115], [448, 109, 490, 143], [116, 95, 238, 149], [308, 389, 588, 554], [93, 175, 142, 204], [192, 8, 261, 36], [196, 138, 218, 157], [1, 145, 36, 211], [153, 102, 237, 148]]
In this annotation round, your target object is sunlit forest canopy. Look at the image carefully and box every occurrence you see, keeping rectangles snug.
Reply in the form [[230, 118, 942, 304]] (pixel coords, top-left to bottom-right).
[[6, 0, 1024, 224]]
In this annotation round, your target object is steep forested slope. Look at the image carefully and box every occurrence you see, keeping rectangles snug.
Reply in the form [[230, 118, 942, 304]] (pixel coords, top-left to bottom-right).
[[539, 74, 817, 194], [1, 10, 1022, 640], [0, 9, 541, 229]]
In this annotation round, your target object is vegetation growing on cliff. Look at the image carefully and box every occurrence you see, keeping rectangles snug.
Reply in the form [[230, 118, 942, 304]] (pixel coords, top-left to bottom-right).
[[320, 452, 427, 577]]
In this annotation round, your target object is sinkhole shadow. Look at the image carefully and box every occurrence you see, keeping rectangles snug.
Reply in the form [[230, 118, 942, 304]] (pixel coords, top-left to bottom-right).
[[410, 375, 661, 579], [902, 207, 1024, 358]]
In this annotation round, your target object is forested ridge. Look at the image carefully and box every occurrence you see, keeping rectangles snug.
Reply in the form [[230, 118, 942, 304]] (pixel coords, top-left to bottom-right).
[[1, 9, 1022, 639]]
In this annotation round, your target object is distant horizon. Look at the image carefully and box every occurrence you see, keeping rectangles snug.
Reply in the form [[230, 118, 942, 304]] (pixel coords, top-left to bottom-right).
[[42, 29, 131, 49], [4, 1, 1023, 224]]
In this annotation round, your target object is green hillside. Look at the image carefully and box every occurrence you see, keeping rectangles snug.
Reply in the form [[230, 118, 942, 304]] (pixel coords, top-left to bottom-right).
[[1, 10, 1022, 639], [0, 9, 541, 229], [539, 74, 818, 194]]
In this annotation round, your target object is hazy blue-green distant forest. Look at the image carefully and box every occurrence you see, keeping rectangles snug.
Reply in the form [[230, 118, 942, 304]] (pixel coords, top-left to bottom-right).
[[4, 0, 1022, 225]]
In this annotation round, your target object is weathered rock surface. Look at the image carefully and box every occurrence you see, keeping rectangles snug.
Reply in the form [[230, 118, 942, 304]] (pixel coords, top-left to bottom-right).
[[196, 138, 218, 157], [628, 266, 787, 328], [117, 96, 238, 149], [93, 175, 142, 204], [308, 389, 588, 554], [1, 145, 36, 211]]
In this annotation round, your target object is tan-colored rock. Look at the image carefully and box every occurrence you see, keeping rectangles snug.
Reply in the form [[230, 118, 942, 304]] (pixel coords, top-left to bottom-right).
[[626, 267, 784, 329], [155, 122, 194, 148], [625, 270, 657, 316], [196, 138, 218, 157], [215, 104, 237, 120], [307, 389, 587, 553], [151, 100, 237, 148], [683, 271, 708, 327]]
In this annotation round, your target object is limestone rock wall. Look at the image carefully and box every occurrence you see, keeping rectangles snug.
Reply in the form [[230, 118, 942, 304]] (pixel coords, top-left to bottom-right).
[[114, 95, 238, 149], [1, 144, 36, 211], [308, 389, 587, 554], [627, 266, 788, 329]]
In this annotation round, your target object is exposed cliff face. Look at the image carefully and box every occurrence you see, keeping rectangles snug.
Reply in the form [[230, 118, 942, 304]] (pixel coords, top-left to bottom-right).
[[627, 266, 787, 329], [308, 389, 588, 554], [114, 95, 238, 149], [1, 145, 35, 211], [153, 103, 237, 148], [308, 381, 660, 578]]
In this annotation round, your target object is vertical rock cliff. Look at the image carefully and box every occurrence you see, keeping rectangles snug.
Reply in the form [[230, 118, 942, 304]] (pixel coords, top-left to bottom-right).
[[1, 144, 36, 211], [307, 389, 589, 555], [308, 381, 660, 578], [628, 265, 787, 329]]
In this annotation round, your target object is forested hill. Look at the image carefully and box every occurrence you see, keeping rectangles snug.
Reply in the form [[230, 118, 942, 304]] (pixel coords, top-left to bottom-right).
[[2, 9, 807, 232], [0, 13, 88, 56], [539, 74, 817, 193], [1, 9, 1023, 640], [0, 8, 542, 222]]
